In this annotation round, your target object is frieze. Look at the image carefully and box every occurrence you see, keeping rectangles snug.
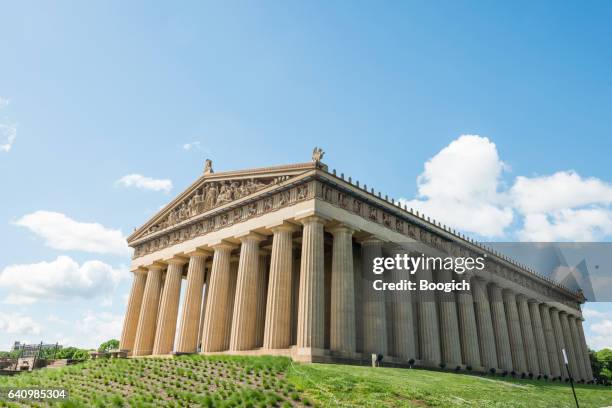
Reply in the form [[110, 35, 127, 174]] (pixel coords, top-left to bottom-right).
[[140, 177, 288, 239], [133, 181, 314, 258], [315, 180, 580, 308]]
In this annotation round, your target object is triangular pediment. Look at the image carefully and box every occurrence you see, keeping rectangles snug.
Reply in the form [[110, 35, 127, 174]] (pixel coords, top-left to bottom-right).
[[127, 161, 319, 244]]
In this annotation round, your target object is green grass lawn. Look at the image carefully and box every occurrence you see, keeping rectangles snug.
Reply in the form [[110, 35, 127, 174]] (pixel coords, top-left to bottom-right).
[[0, 355, 610, 407]]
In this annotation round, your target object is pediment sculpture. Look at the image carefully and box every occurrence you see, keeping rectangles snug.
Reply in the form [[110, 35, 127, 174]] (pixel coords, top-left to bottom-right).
[[144, 177, 275, 236]]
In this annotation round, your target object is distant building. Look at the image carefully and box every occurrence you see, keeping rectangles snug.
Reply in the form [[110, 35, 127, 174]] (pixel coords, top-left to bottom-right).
[[11, 341, 61, 355]]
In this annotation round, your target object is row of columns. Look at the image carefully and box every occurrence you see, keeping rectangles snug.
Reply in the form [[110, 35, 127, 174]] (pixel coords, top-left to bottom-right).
[[120, 215, 592, 381]]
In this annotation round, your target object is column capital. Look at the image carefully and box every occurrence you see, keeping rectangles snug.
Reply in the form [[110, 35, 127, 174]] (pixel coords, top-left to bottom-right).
[[267, 220, 299, 233], [501, 288, 516, 297], [356, 235, 385, 245], [235, 231, 266, 243], [327, 223, 356, 235], [211, 240, 238, 251], [147, 263, 165, 272], [515, 293, 529, 303], [184, 248, 212, 258], [132, 267, 148, 275], [294, 211, 329, 225], [163, 256, 189, 266]]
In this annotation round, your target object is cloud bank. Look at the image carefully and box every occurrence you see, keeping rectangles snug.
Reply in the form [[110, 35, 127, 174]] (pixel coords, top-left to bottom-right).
[[116, 174, 173, 193], [0, 256, 127, 305], [403, 135, 612, 241], [15, 211, 130, 256]]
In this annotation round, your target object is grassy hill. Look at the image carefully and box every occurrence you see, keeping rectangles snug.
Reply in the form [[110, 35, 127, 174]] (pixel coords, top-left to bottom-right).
[[0, 355, 611, 407]]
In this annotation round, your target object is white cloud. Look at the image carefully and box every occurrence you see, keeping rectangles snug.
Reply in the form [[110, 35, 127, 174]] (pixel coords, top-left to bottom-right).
[[15, 211, 130, 256], [518, 209, 612, 242], [0, 312, 41, 335], [0, 97, 10, 108], [588, 319, 612, 350], [0, 123, 17, 152], [583, 308, 608, 319], [182, 141, 201, 151], [403, 135, 513, 237], [511, 171, 612, 242], [116, 173, 173, 193], [402, 134, 612, 241], [0, 256, 127, 305]]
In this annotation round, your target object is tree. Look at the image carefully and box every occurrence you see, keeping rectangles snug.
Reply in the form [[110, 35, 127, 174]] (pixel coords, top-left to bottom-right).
[[590, 348, 612, 384], [98, 339, 120, 353]]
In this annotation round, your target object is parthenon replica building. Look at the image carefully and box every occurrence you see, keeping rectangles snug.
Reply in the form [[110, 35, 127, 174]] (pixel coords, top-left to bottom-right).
[[120, 149, 593, 382]]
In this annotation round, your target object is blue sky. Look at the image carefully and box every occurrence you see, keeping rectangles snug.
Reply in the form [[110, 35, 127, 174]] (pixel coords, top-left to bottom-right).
[[0, 1, 611, 351]]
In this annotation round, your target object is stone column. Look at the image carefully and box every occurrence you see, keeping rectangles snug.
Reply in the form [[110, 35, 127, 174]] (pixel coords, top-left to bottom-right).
[[456, 274, 481, 370], [361, 238, 388, 356], [568, 316, 587, 381], [560, 312, 580, 380], [576, 318, 593, 381], [254, 252, 269, 348], [201, 243, 235, 352], [489, 284, 512, 371], [550, 308, 568, 379], [416, 259, 441, 366], [197, 268, 210, 350], [436, 268, 462, 368], [224, 261, 239, 348], [503, 289, 527, 374], [472, 278, 498, 371], [296, 215, 326, 352], [152, 258, 186, 355], [119, 269, 147, 353], [329, 225, 356, 354], [132, 265, 164, 356], [529, 301, 550, 377], [230, 233, 264, 351], [387, 247, 416, 361], [263, 224, 296, 349], [175, 250, 210, 353], [516, 295, 539, 375], [540, 304, 561, 378]]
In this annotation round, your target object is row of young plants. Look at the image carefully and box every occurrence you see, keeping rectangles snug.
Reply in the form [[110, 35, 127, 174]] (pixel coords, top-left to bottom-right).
[[0, 355, 314, 407]]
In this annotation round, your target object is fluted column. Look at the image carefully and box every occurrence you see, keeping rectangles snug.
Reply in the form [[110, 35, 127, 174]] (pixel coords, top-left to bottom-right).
[[416, 259, 440, 366], [296, 215, 326, 351], [361, 238, 388, 356], [516, 295, 539, 375], [387, 248, 416, 361], [132, 265, 164, 356], [489, 284, 512, 371], [197, 268, 210, 350], [153, 258, 186, 355], [254, 252, 269, 347], [456, 274, 480, 369], [568, 316, 587, 381], [119, 269, 147, 354], [529, 301, 550, 377], [503, 290, 527, 374], [230, 233, 264, 351], [263, 224, 296, 349], [201, 243, 235, 352], [550, 308, 568, 379], [224, 261, 239, 347], [175, 250, 210, 353], [329, 225, 356, 354], [540, 304, 561, 378], [576, 318, 593, 381], [437, 268, 462, 368], [472, 278, 498, 370], [560, 312, 580, 379]]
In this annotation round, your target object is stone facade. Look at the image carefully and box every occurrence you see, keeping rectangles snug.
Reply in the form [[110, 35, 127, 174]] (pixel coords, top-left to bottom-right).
[[120, 156, 591, 381]]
